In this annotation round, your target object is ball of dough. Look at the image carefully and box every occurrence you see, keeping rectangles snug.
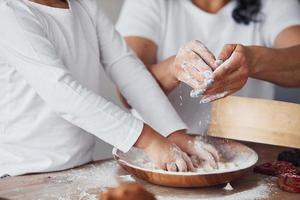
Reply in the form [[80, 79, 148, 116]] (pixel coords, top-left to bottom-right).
[[101, 183, 156, 200]]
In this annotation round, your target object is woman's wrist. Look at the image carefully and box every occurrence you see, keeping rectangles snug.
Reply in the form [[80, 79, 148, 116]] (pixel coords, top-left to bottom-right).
[[246, 45, 276, 76], [241, 45, 258, 75]]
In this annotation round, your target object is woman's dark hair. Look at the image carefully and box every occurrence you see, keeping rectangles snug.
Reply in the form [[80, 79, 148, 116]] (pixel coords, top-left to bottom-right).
[[232, 0, 262, 25]]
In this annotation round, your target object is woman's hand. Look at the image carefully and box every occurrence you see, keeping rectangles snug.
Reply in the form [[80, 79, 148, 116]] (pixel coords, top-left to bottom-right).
[[173, 42, 252, 103], [173, 40, 217, 98], [135, 124, 194, 172], [203, 44, 252, 102], [168, 131, 220, 168]]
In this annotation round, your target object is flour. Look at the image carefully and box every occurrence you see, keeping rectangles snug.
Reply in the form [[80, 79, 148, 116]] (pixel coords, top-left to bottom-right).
[[179, 95, 183, 106], [45, 161, 120, 200], [199, 91, 228, 104], [198, 120, 202, 128], [78, 190, 97, 200], [190, 89, 204, 98], [223, 183, 234, 191], [215, 182, 271, 200], [194, 162, 238, 173], [156, 180, 271, 200], [118, 175, 136, 182]]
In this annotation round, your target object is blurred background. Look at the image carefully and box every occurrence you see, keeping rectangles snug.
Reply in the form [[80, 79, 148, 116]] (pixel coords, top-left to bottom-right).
[[93, 0, 300, 160]]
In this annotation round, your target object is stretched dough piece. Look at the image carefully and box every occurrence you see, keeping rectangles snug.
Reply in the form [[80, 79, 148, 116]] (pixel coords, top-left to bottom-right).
[[101, 183, 156, 200], [278, 173, 300, 193], [253, 161, 298, 176]]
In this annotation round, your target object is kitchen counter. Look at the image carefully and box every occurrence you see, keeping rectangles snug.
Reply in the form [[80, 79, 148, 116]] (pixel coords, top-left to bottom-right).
[[0, 142, 299, 200]]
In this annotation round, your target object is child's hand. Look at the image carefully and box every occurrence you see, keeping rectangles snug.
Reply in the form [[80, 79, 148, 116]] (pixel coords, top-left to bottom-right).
[[168, 131, 220, 169], [135, 125, 194, 172], [145, 136, 195, 172]]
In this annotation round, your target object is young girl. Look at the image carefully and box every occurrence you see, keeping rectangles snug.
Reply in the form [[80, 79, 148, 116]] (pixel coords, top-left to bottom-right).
[[0, 0, 219, 177]]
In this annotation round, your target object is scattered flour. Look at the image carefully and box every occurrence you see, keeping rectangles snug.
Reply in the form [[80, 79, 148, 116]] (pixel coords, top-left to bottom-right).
[[78, 190, 97, 200], [118, 175, 136, 182], [215, 183, 271, 200], [199, 91, 228, 104], [198, 120, 202, 128], [40, 161, 121, 200], [157, 184, 270, 200]]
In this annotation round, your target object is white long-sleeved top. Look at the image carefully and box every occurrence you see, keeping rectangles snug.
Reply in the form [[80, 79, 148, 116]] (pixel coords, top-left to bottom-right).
[[0, 0, 187, 176]]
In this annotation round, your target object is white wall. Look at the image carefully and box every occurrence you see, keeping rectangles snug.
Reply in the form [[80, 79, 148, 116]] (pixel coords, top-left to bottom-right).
[[93, 0, 124, 160]]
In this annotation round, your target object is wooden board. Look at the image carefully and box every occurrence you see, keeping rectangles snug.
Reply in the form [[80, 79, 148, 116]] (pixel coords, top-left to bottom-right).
[[208, 96, 300, 148]]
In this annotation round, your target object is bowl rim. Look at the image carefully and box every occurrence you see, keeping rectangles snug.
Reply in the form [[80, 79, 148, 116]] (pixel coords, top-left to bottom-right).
[[112, 138, 259, 177]]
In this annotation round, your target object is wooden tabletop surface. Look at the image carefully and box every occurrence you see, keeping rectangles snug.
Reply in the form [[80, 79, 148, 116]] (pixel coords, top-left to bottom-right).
[[0, 142, 299, 200]]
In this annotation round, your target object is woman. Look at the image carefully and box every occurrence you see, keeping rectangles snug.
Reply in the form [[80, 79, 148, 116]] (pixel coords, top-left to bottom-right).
[[117, 0, 300, 134], [0, 0, 220, 177]]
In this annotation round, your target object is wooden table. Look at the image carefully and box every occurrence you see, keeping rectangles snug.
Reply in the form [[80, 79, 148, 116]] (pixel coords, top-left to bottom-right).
[[0, 142, 299, 200]]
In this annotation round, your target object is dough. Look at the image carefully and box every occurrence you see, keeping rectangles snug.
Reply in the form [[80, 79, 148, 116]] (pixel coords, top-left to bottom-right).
[[253, 161, 298, 176], [101, 183, 156, 200], [278, 173, 300, 193]]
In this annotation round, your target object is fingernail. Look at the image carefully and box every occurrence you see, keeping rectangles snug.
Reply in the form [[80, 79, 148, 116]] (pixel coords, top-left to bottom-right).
[[181, 62, 189, 69], [205, 79, 214, 87], [190, 89, 204, 98], [199, 98, 211, 104], [215, 162, 219, 169], [202, 70, 213, 79], [215, 59, 224, 66]]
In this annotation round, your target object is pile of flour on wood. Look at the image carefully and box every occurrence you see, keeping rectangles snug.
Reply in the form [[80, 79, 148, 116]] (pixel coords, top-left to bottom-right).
[[120, 137, 255, 175]]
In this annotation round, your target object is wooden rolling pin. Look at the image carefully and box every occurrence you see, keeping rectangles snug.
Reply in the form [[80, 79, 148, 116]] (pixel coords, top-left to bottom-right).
[[208, 96, 300, 149]]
